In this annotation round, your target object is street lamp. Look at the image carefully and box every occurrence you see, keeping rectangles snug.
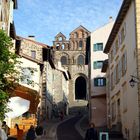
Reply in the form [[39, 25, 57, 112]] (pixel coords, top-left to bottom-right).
[[129, 75, 139, 88]]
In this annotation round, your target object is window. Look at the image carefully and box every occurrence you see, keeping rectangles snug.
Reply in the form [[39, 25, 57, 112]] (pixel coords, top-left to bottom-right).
[[118, 60, 122, 80], [110, 50, 113, 62], [58, 37, 62, 41], [31, 50, 36, 59], [112, 102, 116, 121], [115, 39, 119, 53], [61, 56, 67, 65], [74, 32, 78, 38], [111, 72, 114, 90], [79, 41, 83, 48], [56, 44, 60, 50], [93, 43, 103, 51], [122, 83, 127, 112], [62, 44, 65, 49], [120, 23, 126, 44], [122, 51, 127, 76], [77, 55, 84, 65], [94, 77, 106, 86], [20, 67, 33, 85], [116, 64, 119, 83], [93, 61, 103, 69]]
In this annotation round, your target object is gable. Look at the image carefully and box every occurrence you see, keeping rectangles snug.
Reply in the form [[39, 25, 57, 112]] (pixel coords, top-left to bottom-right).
[[70, 25, 90, 35]]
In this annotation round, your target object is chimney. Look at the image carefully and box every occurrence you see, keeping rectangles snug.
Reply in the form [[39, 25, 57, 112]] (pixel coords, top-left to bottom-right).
[[28, 35, 35, 41], [109, 16, 113, 22]]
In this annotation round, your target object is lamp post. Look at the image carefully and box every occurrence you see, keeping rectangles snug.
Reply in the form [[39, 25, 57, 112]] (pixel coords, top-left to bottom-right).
[[129, 75, 139, 88]]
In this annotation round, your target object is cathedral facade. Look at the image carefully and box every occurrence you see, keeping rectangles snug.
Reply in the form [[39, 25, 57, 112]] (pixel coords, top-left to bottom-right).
[[52, 26, 90, 109]]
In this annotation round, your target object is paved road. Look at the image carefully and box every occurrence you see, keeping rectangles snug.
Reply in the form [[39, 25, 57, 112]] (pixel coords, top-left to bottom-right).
[[57, 116, 84, 140]]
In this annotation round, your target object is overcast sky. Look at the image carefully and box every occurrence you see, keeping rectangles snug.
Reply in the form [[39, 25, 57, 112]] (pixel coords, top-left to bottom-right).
[[14, 0, 123, 46]]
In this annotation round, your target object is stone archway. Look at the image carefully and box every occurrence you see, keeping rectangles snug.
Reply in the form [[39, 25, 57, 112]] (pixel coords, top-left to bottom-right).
[[75, 76, 86, 100]]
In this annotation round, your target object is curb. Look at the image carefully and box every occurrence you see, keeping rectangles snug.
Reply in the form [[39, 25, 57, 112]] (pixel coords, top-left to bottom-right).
[[75, 115, 87, 138]]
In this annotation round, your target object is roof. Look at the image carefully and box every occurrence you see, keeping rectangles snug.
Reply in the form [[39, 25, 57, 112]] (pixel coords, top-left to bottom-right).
[[55, 32, 66, 38], [70, 25, 91, 34], [20, 53, 44, 64], [101, 59, 108, 73], [104, 0, 132, 53], [16, 36, 49, 48]]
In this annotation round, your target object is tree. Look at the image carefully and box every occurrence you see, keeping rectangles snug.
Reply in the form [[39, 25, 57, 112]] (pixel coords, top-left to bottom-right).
[[0, 29, 19, 121]]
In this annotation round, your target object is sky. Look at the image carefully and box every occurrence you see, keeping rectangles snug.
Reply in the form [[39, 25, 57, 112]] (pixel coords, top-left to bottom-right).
[[14, 0, 123, 46]]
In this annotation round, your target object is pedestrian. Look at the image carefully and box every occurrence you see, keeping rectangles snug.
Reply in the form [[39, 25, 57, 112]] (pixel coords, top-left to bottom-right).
[[0, 121, 7, 140], [2, 121, 9, 136], [35, 126, 45, 140], [59, 111, 64, 121], [85, 122, 98, 140], [26, 125, 36, 140], [14, 124, 23, 140]]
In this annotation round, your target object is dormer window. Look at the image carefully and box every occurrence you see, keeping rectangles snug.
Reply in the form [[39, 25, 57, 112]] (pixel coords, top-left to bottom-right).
[[31, 50, 36, 59]]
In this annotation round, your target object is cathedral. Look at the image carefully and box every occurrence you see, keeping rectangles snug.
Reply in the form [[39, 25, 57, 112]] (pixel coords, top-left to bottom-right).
[[52, 25, 90, 112]]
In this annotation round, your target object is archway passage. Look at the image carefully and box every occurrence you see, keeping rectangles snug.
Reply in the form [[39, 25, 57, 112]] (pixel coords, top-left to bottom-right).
[[75, 76, 86, 100]]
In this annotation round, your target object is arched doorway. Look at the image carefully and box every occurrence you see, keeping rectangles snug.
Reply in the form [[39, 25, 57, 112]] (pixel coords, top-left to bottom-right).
[[75, 76, 86, 100]]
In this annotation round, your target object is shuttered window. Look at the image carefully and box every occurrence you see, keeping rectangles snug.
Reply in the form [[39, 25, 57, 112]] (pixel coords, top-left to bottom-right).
[[93, 43, 103, 51], [94, 77, 106, 86]]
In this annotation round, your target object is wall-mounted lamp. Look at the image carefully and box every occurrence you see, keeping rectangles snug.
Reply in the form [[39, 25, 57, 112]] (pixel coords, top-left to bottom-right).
[[129, 75, 139, 88]]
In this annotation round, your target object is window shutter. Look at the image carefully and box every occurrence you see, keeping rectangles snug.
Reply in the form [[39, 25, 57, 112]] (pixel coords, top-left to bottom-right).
[[124, 51, 127, 72], [94, 62, 97, 69], [118, 33, 122, 45], [94, 78, 98, 86], [93, 44, 97, 51], [103, 78, 106, 86], [124, 22, 126, 37]]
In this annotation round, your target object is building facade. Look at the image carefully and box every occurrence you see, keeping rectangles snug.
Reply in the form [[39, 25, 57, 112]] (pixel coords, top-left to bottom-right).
[[44, 60, 70, 119], [0, 0, 17, 37], [90, 21, 114, 127], [52, 26, 90, 113], [104, 0, 140, 139]]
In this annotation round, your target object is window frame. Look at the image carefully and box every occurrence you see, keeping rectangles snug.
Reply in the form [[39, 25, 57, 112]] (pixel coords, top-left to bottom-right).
[[31, 50, 36, 59], [94, 77, 106, 87], [93, 43, 103, 51], [93, 61, 103, 69]]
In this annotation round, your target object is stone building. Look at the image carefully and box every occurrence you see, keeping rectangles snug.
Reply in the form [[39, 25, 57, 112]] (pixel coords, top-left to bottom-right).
[[0, 0, 17, 37], [44, 60, 70, 120], [52, 25, 90, 113], [103, 0, 140, 139], [11, 36, 54, 124]]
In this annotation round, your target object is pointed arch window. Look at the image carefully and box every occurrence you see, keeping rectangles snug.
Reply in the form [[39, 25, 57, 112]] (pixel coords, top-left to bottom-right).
[[61, 56, 67, 65], [77, 55, 84, 65]]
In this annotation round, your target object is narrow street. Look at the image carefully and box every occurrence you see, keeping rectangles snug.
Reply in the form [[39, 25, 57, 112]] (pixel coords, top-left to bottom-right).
[[57, 116, 84, 140]]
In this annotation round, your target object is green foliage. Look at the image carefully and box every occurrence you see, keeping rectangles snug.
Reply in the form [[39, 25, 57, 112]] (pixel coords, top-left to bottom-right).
[[0, 30, 18, 121]]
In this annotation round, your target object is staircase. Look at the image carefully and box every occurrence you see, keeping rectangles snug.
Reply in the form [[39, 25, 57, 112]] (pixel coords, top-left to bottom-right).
[[69, 106, 88, 116]]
